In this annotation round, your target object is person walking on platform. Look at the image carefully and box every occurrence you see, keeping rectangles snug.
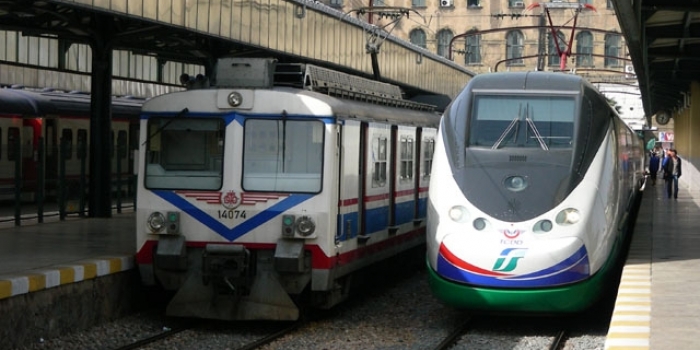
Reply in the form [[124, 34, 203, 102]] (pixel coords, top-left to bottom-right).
[[662, 149, 682, 199], [648, 151, 660, 186]]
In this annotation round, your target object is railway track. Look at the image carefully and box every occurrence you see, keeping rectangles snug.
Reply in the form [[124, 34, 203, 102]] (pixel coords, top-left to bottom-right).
[[111, 320, 300, 350]]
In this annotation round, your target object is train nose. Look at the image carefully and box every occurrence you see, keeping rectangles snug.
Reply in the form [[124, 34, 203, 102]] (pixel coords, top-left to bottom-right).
[[435, 234, 590, 288]]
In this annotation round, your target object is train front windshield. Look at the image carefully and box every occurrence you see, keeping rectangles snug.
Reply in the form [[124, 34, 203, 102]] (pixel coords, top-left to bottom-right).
[[469, 95, 575, 150], [144, 118, 224, 190]]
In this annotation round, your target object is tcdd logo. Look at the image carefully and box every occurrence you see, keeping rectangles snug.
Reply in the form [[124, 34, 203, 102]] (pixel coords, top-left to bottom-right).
[[222, 191, 241, 209], [492, 248, 527, 272]]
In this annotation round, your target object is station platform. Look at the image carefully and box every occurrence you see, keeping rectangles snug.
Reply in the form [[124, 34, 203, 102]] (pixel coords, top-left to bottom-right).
[[605, 181, 700, 350]]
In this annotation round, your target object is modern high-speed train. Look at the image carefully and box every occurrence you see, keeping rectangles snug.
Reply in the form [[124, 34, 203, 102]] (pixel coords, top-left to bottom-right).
[[426, 71, 645, 313], [134, 58, 443, 320]]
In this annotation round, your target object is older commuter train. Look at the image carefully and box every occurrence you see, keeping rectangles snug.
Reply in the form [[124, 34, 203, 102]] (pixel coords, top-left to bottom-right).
[[426, 72, 645, 313], [0, 88, 142, 202], [134, 59, 442, 320]]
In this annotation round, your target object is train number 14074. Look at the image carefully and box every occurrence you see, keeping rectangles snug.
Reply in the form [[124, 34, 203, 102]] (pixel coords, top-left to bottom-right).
[[217, 210, 247, 219]]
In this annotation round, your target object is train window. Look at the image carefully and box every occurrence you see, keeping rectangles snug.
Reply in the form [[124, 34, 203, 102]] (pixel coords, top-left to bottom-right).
[[400, 137, 414, 180], [0, 127, 2, 160], [423, 138, 434, 177], [372, 137, 388, 187], [144, 117, 224, 190], [117, 130, 127, 158], [469, 95, 575, 149], [62, 129, 73, 159], [8, 127, 20, 161], [77, 129, 87, 160], [242, 119, 324, 193], [110, 131, 115, 158]]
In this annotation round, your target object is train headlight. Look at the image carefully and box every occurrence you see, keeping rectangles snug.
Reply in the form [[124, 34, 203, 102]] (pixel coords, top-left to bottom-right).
[[473, 218, 487, 231], [448, 206, 469, 223], [295, 216, 316, 237], [504, 175, 528, 192], [556, 208, 580, 225], [533, 219, 553, 233], [147, 212, 166, 233], [227, 92, 243, 107]]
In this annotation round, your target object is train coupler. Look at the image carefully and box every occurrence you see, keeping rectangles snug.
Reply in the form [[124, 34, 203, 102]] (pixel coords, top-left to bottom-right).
[[202, 244, 253, 296]]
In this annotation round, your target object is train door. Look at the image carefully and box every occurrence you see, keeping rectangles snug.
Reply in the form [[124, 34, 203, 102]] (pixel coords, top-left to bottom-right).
[[413, 128, 423, 221], [358, 122, 368, 238], [362, 123, 390, 237], [22, 118, 42, 195], [44, 118, 58, 192], [388, 125, 397, 229], [336, 120, 363, 243]]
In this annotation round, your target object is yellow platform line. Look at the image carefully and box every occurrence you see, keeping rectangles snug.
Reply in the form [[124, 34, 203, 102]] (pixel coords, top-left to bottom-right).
[[605, 235, 652, 350], [0, 256, 134, 301]]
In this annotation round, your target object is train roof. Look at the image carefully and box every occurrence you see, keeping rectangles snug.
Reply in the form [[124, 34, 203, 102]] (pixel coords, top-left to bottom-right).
[[465, 71, 591, 93], [142, 87, 442, 128], [0, 88, 143, 118]]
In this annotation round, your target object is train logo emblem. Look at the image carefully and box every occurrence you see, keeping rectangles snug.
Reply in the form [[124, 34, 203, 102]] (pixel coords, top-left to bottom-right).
[[503, 229, 521, 239], [492, 248, 527, 272], [221, 191, 241, 209]]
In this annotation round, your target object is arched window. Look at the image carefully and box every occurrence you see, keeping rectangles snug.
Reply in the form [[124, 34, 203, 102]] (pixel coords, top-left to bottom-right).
[[437, 29, 454, 58], [505, 31, 524, 66], [576, 31, 593, 67], [465, 35, 481, 64], [409, 29, 427, 49], [548, 31, 566, 67], [605, 34, 622, 67]]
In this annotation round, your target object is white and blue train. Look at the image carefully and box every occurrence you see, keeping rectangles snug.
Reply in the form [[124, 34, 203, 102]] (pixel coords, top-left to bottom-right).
[[426, 72, 646, 313], [135, 59, 443, 320]]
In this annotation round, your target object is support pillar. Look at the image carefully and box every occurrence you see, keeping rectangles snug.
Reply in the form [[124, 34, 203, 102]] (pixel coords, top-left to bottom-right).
[[88, 16, 114, 217]]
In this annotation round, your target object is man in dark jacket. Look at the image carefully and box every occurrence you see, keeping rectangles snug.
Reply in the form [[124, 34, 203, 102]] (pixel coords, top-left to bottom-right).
[[649, 152, 660, 186], [662, 149, 682, 199]]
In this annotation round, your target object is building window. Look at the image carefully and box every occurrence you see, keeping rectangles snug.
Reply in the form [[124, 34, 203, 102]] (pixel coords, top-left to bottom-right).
[[605, 34, 622, 67], [329, 0, 343, 7], [374, 0, 385, 6], [506, 30, 524, 66], [576, 31, 593, 67], [410, 29, 427, 49], [412, 0, 426, 6], [548, 31, 566, 67], [607, 0, 614, 8], [468, 0, 480, 7], [465, 35, 481, 64], [437, 29, 454, 58], [579, 0, 592, 4], [509, 0, 525, 7]]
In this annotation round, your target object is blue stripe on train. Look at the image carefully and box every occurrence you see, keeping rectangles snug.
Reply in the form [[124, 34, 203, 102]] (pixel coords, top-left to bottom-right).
[[336, 198, 427, 242], [153, 190, 313, 241]]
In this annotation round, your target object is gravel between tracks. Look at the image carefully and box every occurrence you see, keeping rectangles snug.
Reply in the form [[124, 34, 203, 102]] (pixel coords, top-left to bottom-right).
[[12, 266, 609, 350]]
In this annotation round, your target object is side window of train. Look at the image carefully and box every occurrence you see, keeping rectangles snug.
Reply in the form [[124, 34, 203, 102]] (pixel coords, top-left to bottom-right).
[[0, 127, 2, 160], [7, 127, 19, 161], [118, 130, 127, 158], [423, 138, 435, 177], [372, 137, 387, 187], [110, 131, 115, 158], [62, 129, 73, 160], [77, 129, 87, 159], [400, 137, 414, 180]]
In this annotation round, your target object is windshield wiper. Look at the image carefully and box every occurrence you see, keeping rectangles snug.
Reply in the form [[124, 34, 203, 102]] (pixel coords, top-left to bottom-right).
[[492, 117, 519, 150], [526, 116, 549, 151], [142, 107, 189, 146]]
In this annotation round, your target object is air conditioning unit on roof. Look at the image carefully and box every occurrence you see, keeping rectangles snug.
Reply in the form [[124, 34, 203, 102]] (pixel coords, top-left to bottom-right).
[[440, 0, 454, 7]]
